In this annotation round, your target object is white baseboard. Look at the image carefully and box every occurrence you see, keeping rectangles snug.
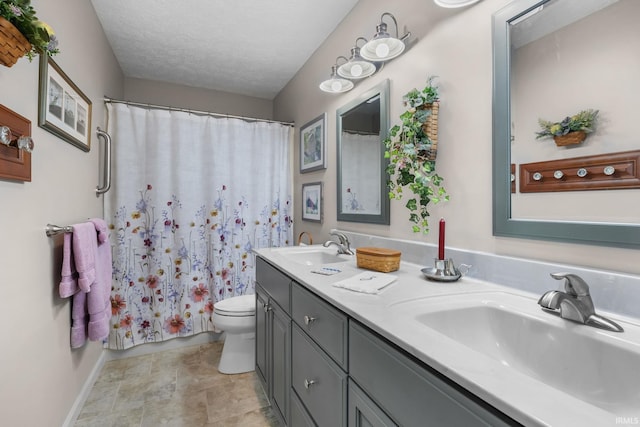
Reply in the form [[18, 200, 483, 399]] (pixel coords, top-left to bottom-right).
[[62, 350, 108, 427]]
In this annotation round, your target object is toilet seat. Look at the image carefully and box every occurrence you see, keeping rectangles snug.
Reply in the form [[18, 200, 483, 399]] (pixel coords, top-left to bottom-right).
[[214, 294, 255, 317]]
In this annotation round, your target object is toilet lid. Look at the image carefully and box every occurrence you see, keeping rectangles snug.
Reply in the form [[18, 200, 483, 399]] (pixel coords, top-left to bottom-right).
[[214, 294, 255, 316]]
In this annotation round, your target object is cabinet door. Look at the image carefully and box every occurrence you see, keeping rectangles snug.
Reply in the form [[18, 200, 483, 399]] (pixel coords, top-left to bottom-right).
[[255, 285, 269, 389], [271, 303, 291, 425], [348, 379, 397, 427], [292, 323, 347, 427]]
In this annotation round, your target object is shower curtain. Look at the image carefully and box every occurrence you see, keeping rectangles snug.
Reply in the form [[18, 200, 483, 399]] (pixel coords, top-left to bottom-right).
[[105, 103, 293, 350]]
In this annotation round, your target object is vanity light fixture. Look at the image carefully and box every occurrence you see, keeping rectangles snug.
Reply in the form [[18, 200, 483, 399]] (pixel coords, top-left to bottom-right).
[[338, 38, 377, 79], [360, 13, 409, 62], [433, 0, 483, 8], [319, 57, 355, 94]]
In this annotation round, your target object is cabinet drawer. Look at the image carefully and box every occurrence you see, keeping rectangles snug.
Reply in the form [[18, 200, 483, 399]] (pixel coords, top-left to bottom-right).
[[291, 282, 348, 368], [349, 321, 517, 427], [256, 256, 291, 313], [292, 324, 347, 427]]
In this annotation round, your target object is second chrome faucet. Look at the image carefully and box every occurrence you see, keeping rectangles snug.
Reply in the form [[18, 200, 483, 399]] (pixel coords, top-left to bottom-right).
[[538, 272, 623, 332]]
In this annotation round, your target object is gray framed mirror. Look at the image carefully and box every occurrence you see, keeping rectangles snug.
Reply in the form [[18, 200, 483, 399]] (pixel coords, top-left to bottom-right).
[[492, 0, 640, 248], [337, 79, 390, 224]]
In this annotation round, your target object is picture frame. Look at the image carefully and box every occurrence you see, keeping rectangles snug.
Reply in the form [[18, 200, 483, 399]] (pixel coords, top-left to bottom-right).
[[38, 56, 92, 152], [302, 182, 323, 222], [300, 113, 326, 173]]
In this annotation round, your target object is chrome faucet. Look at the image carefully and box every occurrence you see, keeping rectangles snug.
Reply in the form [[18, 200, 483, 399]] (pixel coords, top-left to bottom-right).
[[323, 231, 353, 255], [538, 272, 623, 332]]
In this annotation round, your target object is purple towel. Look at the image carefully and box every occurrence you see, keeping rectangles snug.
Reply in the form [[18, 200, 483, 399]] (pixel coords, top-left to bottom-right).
[[72, 222, 98, 293], [67, 219, 113, 347], [59, 233, 79, 298]]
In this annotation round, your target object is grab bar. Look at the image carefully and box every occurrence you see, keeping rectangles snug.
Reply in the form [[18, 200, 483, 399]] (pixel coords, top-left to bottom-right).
[[95, 127, 111, 196]]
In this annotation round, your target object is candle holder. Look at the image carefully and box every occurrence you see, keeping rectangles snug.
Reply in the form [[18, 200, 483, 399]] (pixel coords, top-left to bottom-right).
[[421, 258, 470, 282]]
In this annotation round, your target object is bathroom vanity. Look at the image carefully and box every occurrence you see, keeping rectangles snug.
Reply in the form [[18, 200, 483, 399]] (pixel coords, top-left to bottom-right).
[[254, 244, 640, 427]]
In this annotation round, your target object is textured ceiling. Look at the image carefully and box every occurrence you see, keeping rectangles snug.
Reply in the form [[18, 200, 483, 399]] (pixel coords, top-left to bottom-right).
[[91, 0, 359, 100]]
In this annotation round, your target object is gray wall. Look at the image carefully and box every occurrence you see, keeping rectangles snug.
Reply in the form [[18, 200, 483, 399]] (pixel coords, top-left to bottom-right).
[[274, 0, 640, 276], [0, 1, 123, 426]]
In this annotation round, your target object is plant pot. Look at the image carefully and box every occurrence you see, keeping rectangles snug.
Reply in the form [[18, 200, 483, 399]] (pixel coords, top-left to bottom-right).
[[0, 16, 32, 67], [419, 101, 439, 160], [553, 130, 586, 147]]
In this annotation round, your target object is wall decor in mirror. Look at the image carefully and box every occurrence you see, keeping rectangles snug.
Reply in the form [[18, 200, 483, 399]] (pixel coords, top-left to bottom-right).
[[337, 79, 390, 224], [493, 0, 640, 248]]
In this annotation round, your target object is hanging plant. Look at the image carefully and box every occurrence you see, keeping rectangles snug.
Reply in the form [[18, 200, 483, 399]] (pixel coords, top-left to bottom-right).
[[384, 76, 448, 234]]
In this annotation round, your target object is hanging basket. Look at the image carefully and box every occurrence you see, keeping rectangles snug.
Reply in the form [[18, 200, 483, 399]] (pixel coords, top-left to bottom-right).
[[553, 130, 586, 147], [0, 16, 32, 68], [418, 101, 440, 160]]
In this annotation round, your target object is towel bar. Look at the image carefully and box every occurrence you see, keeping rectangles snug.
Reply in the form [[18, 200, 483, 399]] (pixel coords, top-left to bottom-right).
[[46, 224, 73, 237]]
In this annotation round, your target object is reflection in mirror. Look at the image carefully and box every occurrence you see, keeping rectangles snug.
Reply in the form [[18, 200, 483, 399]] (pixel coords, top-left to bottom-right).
[[492, 0, 640, 247], [510, 0, 639, 224], [337, 79, 390, 224]]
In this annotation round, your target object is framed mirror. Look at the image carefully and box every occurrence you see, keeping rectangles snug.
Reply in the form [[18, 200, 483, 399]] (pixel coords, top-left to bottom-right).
[[337, 79, 390, 224], [492, 0, 640, 248]]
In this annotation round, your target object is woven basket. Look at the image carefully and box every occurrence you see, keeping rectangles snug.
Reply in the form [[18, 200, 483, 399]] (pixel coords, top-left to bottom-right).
[[356, 247, 401, 273], [0, 16, 31, 67], [553, 130, 586, 147], [419, 101, 439, 161]]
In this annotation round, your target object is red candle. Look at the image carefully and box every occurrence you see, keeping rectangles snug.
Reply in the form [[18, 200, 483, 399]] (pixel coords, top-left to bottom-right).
[[438, 218, 445, 260]]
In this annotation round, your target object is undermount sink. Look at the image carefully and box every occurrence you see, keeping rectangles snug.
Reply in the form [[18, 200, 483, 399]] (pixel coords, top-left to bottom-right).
[[394, 292, 640, 414], [276, 246, 349, 266]]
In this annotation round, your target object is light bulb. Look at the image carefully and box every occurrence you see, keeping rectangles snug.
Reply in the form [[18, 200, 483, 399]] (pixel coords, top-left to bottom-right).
[[331, 80, 342, 92], [375, 43, 390, 58], [351, 64, 363, 77]]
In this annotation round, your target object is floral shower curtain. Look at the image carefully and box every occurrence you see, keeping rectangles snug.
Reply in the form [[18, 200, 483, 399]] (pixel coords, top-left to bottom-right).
[[105, 103, 293, 350]]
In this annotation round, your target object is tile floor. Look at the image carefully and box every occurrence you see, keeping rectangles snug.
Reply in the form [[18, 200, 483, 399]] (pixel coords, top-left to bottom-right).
[[74, 341, 280, 427]]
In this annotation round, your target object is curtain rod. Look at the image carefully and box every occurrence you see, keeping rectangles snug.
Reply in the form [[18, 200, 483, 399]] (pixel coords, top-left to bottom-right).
[[103, 97, 294, 127]]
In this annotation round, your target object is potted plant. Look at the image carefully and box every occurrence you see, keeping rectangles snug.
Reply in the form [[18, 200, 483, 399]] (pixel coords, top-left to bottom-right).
[[535, 109, 599, 146], [384, 76, 448, 234], [0, 0, 59, 67]]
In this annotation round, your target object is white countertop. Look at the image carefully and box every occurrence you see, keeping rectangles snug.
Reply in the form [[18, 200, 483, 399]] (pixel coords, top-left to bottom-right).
[[255, 245, 640, 427]]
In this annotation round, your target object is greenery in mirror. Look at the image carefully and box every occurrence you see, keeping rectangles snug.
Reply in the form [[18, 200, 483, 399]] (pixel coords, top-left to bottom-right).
[[384, 76, 449, 234], [535, 109, 599, 139]]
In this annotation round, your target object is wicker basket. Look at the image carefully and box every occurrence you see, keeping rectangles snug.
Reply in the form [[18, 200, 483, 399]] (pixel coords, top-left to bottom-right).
[[553, 130, 586, 147], [0, 16, 31, 68], [356, 247, 401, 273], [418, 101, 439, 161]]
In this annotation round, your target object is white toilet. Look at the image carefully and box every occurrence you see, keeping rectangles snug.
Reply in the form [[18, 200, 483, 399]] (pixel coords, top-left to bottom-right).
[[212, 294, 256, 374]]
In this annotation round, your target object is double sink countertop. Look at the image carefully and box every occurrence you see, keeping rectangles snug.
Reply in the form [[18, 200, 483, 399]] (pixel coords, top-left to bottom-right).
[[255, 245, 640, 427]]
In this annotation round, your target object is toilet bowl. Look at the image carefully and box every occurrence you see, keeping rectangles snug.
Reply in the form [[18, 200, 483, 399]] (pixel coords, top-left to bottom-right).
[[212, 294, 256, 374]]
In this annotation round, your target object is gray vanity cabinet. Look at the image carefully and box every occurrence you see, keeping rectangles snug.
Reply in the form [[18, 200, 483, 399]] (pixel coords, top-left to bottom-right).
[[349, 321, 517, 427], [348, 379, 398, 427], [255, 258, 291, 426]]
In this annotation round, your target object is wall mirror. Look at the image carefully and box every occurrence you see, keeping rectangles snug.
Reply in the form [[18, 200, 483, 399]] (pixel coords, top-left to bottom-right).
[[337, 79, 390, 224], [492, 0, 640, 248]]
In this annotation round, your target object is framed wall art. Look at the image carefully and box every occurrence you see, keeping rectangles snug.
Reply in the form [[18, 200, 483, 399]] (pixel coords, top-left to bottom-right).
[[302, 182, 322, 222], [300, 113, 326, 173], [38, 56, 92, 152]]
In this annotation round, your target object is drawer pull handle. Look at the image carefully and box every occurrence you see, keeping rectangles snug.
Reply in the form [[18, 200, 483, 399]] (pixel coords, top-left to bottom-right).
[[303, 315, 316, 325], [304, 379, 316, 389], [263, 303, 272, 313]]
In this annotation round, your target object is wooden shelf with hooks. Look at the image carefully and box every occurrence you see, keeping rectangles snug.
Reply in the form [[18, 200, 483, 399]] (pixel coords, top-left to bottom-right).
[[0, 104, 31, 182]]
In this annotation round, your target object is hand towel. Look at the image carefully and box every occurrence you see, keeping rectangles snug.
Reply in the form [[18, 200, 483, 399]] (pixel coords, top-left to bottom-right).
[[72, 222, 98, 293], [86, 218, 112, 342], [59, 233, 79, 298], [332, 271, 397, 295]]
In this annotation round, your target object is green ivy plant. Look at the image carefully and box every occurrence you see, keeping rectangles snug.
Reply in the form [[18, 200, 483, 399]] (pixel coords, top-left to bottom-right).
[[0, 0, 59, 60], [384, 76, 448, 234]]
